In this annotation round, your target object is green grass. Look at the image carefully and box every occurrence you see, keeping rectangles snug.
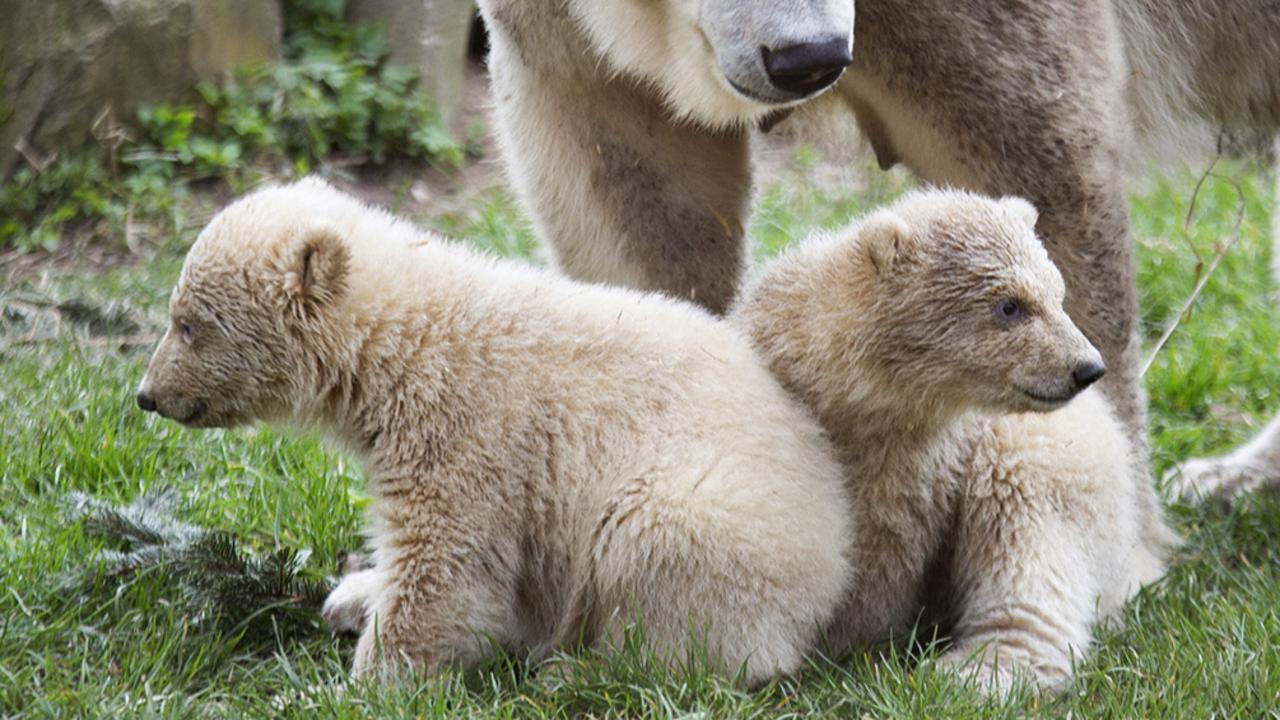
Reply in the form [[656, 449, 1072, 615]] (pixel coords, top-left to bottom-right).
[[3, 158, 1279, 718]]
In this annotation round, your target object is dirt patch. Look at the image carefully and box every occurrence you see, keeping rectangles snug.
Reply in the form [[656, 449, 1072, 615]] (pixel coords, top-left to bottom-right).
[[0, 183, 231, 288], [1, 239, 136, 288]]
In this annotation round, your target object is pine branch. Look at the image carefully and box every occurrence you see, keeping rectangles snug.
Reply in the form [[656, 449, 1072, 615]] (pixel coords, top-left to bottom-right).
[[66, 489, 333, 642]]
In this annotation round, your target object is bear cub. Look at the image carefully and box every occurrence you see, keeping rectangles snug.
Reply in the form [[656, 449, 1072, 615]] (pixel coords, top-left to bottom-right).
[[136, 179, 854, 684], [734, 190, 1176, 694]]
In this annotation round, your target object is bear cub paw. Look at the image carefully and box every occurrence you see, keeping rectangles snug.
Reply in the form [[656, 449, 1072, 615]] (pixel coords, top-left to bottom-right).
[[322, 557, 381, 636]]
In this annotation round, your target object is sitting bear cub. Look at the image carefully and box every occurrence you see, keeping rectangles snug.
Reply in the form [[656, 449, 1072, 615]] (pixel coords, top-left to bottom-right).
[[734, 190, 1176, 694], [135, 179, 853, 684]]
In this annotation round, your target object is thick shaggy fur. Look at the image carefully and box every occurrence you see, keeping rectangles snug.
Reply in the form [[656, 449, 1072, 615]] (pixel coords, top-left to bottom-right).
[[476, 0, 1280, 521], [733, 190, 1176, 693], [135, 180, 854, 684]]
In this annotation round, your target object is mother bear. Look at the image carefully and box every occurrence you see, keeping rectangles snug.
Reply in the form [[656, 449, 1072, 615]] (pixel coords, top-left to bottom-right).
[[475, 0, 1280, 500]]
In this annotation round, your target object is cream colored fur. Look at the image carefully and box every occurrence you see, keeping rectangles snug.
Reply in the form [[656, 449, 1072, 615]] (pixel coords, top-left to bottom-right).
[[477, 0, 755, 315], [732, 190, 1176, 694], [565, 0, 855, 130], [1117, 1, 1280, 167], [476, 0, 1280, 529], [1170, 414, 1280, 504], [136, 179, 854, 684]]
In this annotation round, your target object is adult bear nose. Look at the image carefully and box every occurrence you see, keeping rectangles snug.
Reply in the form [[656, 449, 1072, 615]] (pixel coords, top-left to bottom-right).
[[1072, 360, 1106, 391], [762, 37, 853, 97], [136, 392, 158, 412]]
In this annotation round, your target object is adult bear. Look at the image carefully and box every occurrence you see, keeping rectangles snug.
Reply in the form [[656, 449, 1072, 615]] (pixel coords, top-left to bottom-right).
[[475, 0, 1280, 494]]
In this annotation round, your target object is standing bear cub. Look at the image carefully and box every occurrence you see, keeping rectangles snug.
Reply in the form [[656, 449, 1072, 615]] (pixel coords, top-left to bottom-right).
[[734, 190, 1176, 694], [135, 179, 854, 684]]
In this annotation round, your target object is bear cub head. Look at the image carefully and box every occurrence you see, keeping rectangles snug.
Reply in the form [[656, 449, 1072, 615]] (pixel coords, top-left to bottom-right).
[[136, 181, 354, 428], [814, 190, 1104, 415]]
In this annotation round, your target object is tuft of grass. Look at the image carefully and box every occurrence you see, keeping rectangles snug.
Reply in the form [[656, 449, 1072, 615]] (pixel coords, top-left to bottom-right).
[[2, 151, 1279, 717], [1135, 167, 1280, 482], [751, 151, 915, 258], [431, 187, 541, 261]]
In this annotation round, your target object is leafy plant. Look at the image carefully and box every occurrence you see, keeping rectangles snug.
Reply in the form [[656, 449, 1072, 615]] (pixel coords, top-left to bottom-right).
[[0, 152, 177, 253], [135, 0, 461, 179], [0, 0, 462, 253]]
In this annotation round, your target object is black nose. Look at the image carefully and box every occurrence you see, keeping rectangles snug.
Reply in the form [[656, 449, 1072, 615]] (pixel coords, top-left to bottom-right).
[[762, 37, 852, 97], [1072, 360, 1106, 390], [136, 392, 157, 412]]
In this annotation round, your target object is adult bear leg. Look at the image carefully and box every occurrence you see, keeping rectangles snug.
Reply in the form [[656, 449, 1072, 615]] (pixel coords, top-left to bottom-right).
[[841, 2, 1144, 457], [477, 1, 752, 314], [1168, 412, 1280, 504]]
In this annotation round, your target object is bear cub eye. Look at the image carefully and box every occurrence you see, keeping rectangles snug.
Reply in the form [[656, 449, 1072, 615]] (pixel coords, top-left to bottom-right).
[[178, 319, 194, 342], [993, 299, 1023, 322]]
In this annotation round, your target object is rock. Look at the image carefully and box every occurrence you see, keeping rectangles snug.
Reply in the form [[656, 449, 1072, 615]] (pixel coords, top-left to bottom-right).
[[346, 0, 474, 134], [0, 0, 282, 178]]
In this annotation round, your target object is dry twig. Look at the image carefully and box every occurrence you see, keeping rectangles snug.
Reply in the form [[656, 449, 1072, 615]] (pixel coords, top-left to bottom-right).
[[1140, 147, 1249, 377]]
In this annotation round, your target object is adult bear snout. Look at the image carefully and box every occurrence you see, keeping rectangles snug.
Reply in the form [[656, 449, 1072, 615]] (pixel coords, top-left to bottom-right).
[[762, 37, 852, 97]]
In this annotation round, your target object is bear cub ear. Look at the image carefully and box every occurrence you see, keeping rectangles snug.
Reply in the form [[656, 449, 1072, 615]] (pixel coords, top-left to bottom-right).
[[858, 210, 912, 275], [283, 225, 350, 315], [1001, 196, 1040, 229]]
